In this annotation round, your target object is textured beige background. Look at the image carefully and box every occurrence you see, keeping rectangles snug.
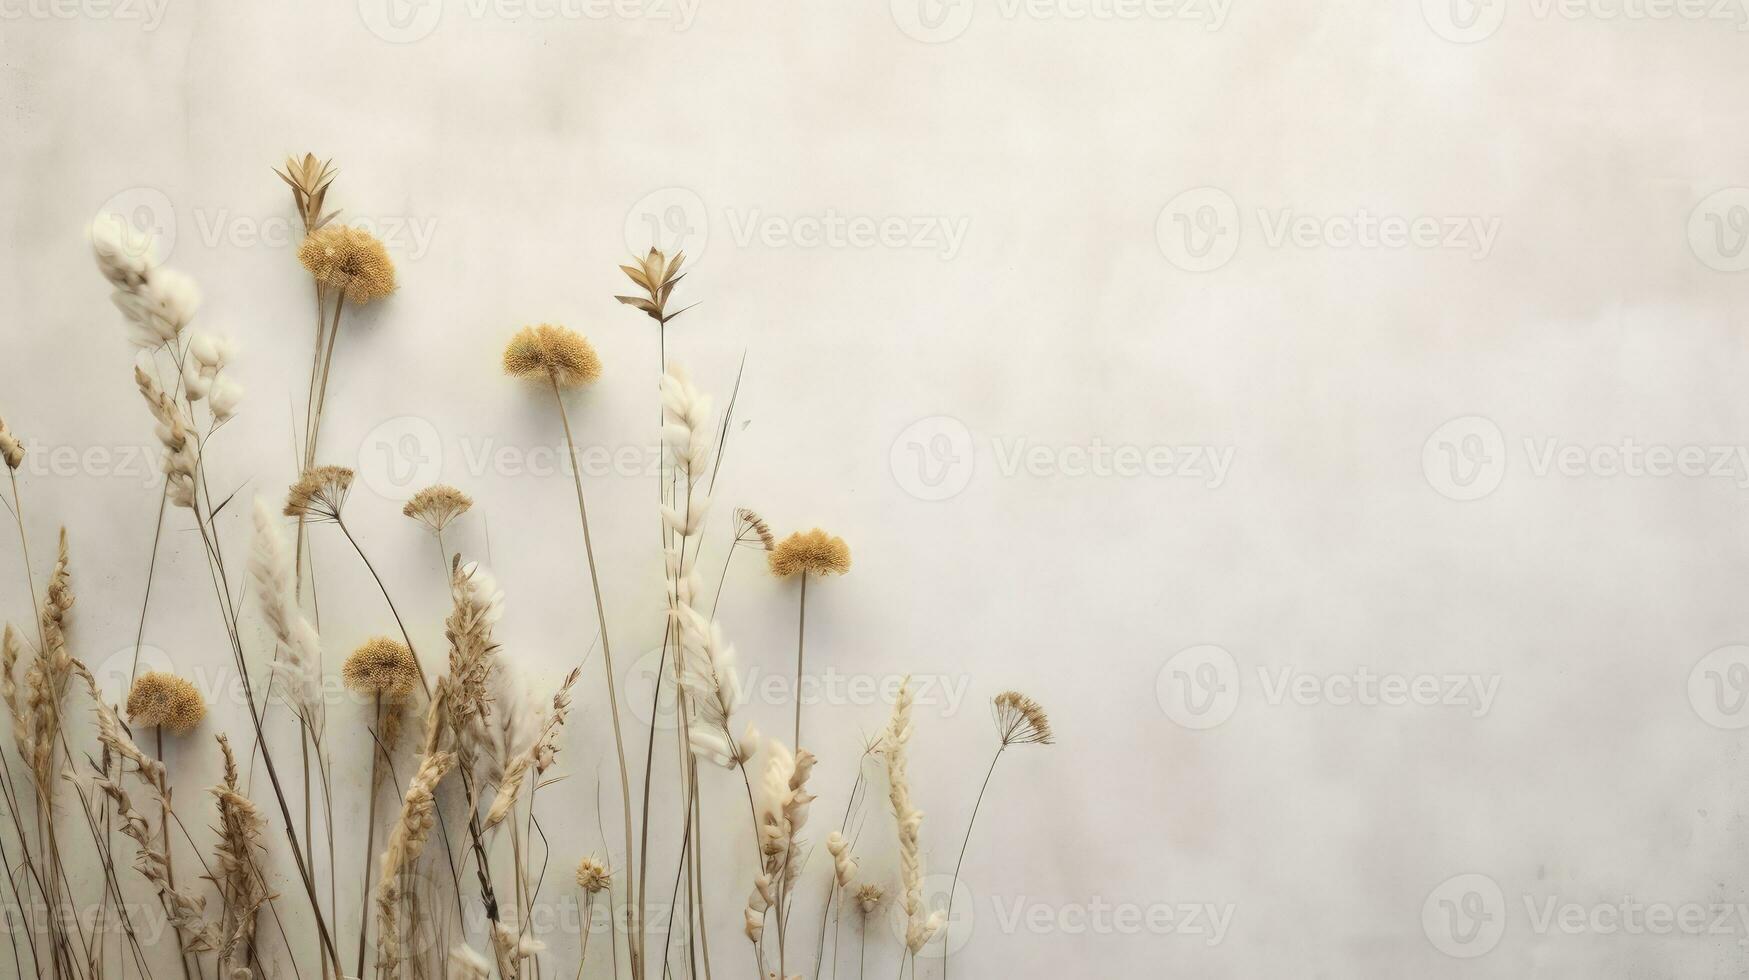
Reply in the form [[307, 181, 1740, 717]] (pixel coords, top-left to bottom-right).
[[3, 0, 1749, 975]]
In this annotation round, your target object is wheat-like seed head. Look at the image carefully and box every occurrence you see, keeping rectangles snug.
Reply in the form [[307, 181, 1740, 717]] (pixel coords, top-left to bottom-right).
[[298, 224, 396, 304], [402, 484, 472, 534], [503, 324, 602, 388], [343, 637, 421, 701], [126, 671, 207, 734], [768, 528, 852, 578], [284, 465, 355, 521], [992, 690, 1054, 746]]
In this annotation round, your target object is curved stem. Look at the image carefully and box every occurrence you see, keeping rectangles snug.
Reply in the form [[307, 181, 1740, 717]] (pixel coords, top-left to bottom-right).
[[334, 517, 431, 698], [944, 747, 1004, 980]]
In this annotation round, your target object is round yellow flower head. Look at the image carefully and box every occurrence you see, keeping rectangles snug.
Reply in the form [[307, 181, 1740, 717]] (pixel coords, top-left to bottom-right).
[[768, 528, 851, 578], [503, 324, 602, 388], [343, 636, 421, 701], [298, 224, 396, 304], [126, 672, 206, 734]]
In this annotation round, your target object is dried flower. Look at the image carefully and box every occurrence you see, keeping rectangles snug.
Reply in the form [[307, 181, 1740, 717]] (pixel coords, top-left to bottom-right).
[[826, 831, 858, 888], [298, 224, 396, 304], [343, 637, 421, 701], [574, 856, 612, 894], [992, 691, 1053, 746], [284, 465, 355, 522], [503, 324, 602, 388], [734, 508, 775, 550], [854, 883, 886, 916], [768, 528, 851, 578], [403, 484, 472, 534], [126, 672, 206, 734], [614, 247, 689, 324], [274, 153, 337, 233], [0, 417, 23, 470]]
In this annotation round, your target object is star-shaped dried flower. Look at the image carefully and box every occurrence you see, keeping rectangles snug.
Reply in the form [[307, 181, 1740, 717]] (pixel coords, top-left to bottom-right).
[[615, 247, 692, 324]]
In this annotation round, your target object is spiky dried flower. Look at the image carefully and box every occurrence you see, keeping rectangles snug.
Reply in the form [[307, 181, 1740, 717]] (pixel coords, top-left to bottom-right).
[[768, 528, 851, 578], [734, 508, 775, 550], [126, 672, 206, 734], [854, 883, 886, 916], [298, 224, 396, 304], [503, 324, 602, 388], [403, 484, 472, 534], [274, 153, 338, 233], [343, 637, 421, 701], [574, 856, 612, 894], [614, 247, 689, 324], [0, 416, 22, 470], [992, 691, 1053, 746], [283, 465, 354, 521]]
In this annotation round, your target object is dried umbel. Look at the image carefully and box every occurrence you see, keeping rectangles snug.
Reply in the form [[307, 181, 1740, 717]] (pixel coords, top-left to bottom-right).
[[343, 637, 421, 701], [0, 416, 23, 470], [403, 483, 472, 534], [275, 152, 337, 233], [734, 508, 776, 550], [298, 224, 396, 304], [574, 856, 612, 894], [125, 671, 207, 734], [615, 247, 689, 324], [503, 324, 602, 388], [992, 691, 1054, 747], [854, 883, 886, 917], [769, 528, 852, 578], [284, 464, 355, 522]]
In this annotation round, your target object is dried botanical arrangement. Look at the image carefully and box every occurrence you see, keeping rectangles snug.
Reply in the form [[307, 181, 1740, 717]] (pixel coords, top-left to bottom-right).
[[0, 155, 1056, 980]]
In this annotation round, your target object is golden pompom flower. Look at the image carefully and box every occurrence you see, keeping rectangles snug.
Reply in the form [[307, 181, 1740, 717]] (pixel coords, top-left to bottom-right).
[[768, 528, 851, 578], [126, 672, 206, 734], [503, 324, 602, 388], [297, 224, 396, 304], [403, 484, 472, 534], [284, 465, 355, 522], [574, 856, 612, 894], [992, 691, 1053, 746], [343, 637, 420, 701]]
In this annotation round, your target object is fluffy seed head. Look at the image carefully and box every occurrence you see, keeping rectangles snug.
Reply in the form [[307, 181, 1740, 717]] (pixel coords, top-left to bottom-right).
[[402, 484, 472, 534], [298, 225, 396, 304], [343, 637, 421, 701], [574, 857, 612, 894], [768, 528, 851, 578], [126, 672, 206, 734], [992, 691, 1053, 746], [503, 324, 601, 388], [284, 465, 355, 521]]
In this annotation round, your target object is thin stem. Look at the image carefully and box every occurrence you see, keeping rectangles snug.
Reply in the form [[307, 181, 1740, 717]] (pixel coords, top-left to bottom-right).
[[795, 571, 808, 749], [335, 517, 432, 697], [355, 693, 383, 979], [943, 746, 1005, 980]]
